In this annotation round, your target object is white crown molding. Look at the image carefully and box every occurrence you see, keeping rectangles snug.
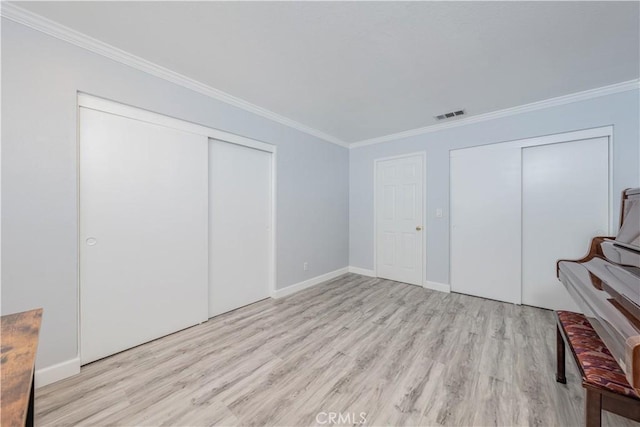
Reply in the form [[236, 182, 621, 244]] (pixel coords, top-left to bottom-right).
[[1, 2, 349, 148], [350, 79, 640, 149], [4, 3, 638, 150]]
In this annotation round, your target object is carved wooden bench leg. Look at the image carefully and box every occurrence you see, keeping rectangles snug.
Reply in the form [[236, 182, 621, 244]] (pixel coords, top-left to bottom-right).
[[585, 388, 602, 427], [556, 324, 567, 384]]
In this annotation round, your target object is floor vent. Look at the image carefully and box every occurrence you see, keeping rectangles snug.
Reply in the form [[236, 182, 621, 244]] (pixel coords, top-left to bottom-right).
[[435, 109, 465, 120]]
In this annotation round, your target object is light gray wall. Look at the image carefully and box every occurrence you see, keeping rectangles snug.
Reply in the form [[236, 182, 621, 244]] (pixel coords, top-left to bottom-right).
[[350, 90, 640, 284], [1, 20, 349, 370]]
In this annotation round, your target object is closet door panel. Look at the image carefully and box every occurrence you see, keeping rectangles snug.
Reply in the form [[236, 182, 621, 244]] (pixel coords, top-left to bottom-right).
[[522, 137, 609, 310], [450, 146, 522, 304], [80, 107, 208, 364], [208, 140, 272, 317]]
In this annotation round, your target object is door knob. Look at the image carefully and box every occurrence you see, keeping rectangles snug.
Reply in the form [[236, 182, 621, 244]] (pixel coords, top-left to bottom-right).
[[416, 226, 423, 231]]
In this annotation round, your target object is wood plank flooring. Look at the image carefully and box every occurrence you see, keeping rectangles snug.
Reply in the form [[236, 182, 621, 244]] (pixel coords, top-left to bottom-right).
[[35, 274, 639, 426]]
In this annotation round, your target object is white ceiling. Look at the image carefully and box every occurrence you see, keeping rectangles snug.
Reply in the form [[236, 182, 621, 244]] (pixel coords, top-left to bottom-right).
[[12, 1, 640, 144]]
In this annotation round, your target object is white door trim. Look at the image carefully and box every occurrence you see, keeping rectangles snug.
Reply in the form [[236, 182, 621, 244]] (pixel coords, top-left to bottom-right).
[[373, 151, 427, 286], [471, 126, 613, 151], [76, 93, 278, 363], [78, 93, 276, 154]]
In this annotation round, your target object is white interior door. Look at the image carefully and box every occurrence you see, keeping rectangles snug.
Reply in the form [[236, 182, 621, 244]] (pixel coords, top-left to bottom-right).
[[80, 108, 208, 365], [522, 137, 609, 310], [450, 146, 522, 304], [375, 155, 424, 286], [209, 140, 272, 317]]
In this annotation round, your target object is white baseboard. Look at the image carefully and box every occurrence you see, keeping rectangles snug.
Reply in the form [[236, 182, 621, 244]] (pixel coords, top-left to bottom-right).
[[424, 281, 451, 293], [348, 266, 376, 277], [35, 357, 80, 388], [272, 267, 349, 299], [346, 268, 450, 295]]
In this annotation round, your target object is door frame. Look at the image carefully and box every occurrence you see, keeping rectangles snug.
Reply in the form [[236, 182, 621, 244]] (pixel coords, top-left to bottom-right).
[[76, 92, 277, 362], [373, 151, 427, 286], [448, 125, 614, 304]]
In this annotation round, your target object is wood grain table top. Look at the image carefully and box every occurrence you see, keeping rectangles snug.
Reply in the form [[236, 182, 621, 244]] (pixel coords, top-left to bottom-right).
[[1, 308, 43, 427]]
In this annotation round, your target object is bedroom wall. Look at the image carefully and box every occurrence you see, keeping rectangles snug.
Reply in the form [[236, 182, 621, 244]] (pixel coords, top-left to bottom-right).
[[1, 19, 349, 375], [349, 89, 640, 286]]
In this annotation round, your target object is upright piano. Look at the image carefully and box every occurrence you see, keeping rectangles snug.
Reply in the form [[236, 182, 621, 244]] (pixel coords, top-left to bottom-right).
[[557, 187, 640, 393]]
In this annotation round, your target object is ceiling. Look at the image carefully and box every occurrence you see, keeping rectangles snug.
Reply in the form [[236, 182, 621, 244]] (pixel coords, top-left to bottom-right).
[[11, 1, 640, 145]]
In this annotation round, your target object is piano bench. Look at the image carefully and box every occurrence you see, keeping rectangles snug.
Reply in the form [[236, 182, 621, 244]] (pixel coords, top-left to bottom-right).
[[555, 310, 640, 427]]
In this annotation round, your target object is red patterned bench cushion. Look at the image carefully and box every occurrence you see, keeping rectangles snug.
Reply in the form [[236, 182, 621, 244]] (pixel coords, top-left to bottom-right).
[[557, 310, 640, 400]]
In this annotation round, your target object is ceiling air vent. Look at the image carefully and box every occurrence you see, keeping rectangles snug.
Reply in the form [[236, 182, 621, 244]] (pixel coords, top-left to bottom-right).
[[435, 109, 465, 121]]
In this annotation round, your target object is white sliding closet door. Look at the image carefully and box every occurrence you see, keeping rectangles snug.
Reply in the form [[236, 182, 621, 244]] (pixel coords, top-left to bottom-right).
[[522, 137, 609, 310], [451, 132, 610, 308], [80, 108, 208, 364], [209, 140, 272, 317], [450, 146, 523, 304]]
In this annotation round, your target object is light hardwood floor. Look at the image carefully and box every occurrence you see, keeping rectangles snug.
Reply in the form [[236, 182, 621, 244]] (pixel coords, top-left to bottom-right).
[[36, 273, 639, 426]]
